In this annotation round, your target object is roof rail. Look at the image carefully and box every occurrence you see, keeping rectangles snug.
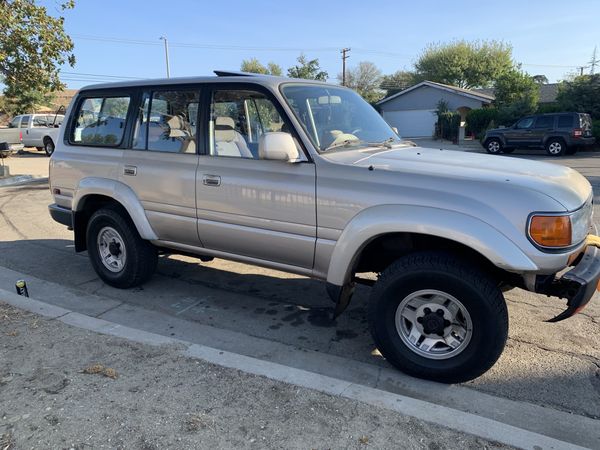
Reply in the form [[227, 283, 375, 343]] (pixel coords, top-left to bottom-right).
[[213, 70, 257, 77]]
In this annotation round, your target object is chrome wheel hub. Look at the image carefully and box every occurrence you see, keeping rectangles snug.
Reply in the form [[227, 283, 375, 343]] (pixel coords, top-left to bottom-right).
[[488, 141, 500, 153], [548, 142, 562, 154], [395, 289, 473, 360], [97, 226, 126, 273]]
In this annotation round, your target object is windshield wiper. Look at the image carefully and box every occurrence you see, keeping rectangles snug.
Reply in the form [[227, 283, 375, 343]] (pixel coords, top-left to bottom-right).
[[323, 139, 364, 151]]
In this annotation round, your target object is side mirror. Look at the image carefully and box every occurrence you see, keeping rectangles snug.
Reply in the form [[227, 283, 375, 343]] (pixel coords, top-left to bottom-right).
[[392, 126, 399, 135], [259, 132, 304, 163]]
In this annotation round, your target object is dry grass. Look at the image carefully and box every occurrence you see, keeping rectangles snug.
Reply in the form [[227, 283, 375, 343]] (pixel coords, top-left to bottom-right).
[[0, 431, 15, 450], [184, 413, 215, 433], [82, 364, 118, 379]]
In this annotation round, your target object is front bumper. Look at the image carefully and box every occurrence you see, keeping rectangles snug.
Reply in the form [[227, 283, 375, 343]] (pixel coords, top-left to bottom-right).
[[48, 203, 72, 228], [535, 239, 600, 322]]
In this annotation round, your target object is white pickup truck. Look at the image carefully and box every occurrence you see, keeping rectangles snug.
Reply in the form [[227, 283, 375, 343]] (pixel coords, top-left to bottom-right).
[[0, 113, 64, 157]]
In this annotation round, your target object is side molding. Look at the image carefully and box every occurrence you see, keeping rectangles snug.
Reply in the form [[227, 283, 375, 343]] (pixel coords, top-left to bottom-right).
[[326, 204, 538, 287], [73, 177, 158, 240]]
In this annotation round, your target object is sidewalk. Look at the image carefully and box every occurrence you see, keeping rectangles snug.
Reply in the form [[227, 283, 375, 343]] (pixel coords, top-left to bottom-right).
[[0, 300, 510, 450]]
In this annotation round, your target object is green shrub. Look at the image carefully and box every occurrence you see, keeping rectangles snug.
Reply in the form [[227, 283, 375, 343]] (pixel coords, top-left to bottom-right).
[[466, 108, 498, 137], [593, 119, 600, 143], [435, 100, 460, 141]]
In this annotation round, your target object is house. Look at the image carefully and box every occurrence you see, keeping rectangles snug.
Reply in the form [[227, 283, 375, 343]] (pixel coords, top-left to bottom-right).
[[376, 81, 495, 138], [474, 83, 560, 105]]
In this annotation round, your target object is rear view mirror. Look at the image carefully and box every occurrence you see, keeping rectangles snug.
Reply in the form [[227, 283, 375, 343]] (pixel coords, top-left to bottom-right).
[[259, 132, 304, 163], [392, 127, 399, 135], [318, 95, 341, 105]]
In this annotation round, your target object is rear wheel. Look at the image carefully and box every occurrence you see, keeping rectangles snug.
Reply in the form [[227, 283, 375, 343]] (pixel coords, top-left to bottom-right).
[[545, 138, 566, 156], [44, 138, 55, 156], [86, 206, 158, 288], [484, 138, 503, 154], [368, 252, 508, 383]]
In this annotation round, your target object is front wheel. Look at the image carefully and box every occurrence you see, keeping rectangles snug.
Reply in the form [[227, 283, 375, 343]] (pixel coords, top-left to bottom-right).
[[484, 138, 503, 154], [86, 206, 158, 288], [368, 252, 508, 383]]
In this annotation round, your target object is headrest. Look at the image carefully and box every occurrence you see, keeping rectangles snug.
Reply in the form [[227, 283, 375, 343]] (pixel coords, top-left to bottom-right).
[[215, 116, 235, 142], [166, 115, 184, 130]]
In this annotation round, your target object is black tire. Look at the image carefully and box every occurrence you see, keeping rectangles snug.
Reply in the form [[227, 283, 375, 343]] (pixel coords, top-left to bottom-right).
[[44, 139, 55, 156], [483, 138, 503, 154], [545, 138, 566, 156], [86, 206, 158, 289], [368, 252, 508, 383], [501, 148, 515, 154]]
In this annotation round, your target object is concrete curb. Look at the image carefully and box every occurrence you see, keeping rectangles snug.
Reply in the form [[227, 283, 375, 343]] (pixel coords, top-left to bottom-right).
[[0, 175, 48, 187], [0, 287, 587, 450]]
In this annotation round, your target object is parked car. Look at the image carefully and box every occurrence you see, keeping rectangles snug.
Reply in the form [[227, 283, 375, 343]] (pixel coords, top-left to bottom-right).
[[48, 72, 599, 383], [483, 112, 595, 156], [18, 113, 64, 156], [0, 115, 26, 157]]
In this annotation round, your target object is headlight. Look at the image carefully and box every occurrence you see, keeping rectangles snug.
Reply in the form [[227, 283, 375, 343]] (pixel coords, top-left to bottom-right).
[[529, 201, 592, 249]]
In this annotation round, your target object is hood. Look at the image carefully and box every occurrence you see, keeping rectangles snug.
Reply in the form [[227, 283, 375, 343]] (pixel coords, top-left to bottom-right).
[[323, 146, 591, 210]]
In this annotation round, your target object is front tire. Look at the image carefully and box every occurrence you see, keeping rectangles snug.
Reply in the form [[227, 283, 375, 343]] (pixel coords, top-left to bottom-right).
[[545, 138, 566, 156], [484, 138, 503, 154], [86, 206, 158, 288], [368, 252, 508, 383]]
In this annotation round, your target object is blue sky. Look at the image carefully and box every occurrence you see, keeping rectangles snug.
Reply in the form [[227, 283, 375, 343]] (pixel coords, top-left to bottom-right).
[[46, 0, 600, 89]]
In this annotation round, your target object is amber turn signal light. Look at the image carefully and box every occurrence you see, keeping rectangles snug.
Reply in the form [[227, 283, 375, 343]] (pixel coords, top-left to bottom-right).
[[529, 215, 571, 247]]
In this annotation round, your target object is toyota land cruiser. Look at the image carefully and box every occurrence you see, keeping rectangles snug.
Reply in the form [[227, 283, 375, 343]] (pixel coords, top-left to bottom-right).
[[48, 72, 599, 383]]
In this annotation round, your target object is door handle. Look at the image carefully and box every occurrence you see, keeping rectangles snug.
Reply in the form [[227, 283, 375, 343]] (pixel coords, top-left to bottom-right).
[[123, 165, 137, 176], [202, 174, 221, 186]]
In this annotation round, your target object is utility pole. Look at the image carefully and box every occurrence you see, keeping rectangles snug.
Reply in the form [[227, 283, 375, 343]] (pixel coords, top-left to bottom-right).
[[340, 48, 351, 86], [160, 36, 170, 78]]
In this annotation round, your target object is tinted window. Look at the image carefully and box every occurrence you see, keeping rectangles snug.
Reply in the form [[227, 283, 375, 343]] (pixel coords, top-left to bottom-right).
[[557, 115, 573, 128], [533, 116, 554, 129], [132, 90, 199, 153], [20, 115, 30, 128], [8, 117, 20, 128], [71, 96, 131, 146], [210, 89, 290, 159], [516, 117, 534, 129]]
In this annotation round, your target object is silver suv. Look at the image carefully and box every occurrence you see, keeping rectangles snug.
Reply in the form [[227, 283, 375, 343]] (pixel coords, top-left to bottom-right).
[[48, 72, 599, 383]]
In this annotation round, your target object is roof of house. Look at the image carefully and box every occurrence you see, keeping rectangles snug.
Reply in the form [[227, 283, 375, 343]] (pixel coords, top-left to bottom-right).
[[473, 83, 560, 104], [376, 80, 496, 106]]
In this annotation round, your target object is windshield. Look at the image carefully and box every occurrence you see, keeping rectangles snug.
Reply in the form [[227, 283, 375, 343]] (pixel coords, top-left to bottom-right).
[[281, 84, 400, 152]]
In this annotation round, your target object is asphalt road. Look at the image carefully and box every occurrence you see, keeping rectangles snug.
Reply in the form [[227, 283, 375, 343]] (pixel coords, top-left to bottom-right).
[[1, 148, 599, 447]]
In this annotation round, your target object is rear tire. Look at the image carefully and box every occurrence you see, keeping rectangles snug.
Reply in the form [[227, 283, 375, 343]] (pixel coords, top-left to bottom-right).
[[484, 138, 503, 154], [86, 206, 158, 289], [44, 139, 55, 156], [368, 252, 508, 383], [545, 138, 566, 156]]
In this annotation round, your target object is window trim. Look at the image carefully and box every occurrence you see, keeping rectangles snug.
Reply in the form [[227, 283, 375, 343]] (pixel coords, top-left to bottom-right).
[[203, 82, 310, 161], [65, 89, 135, 148]]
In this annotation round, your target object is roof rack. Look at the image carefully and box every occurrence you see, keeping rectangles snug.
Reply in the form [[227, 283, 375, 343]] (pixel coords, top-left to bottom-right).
[[213, 70, 258, 77]]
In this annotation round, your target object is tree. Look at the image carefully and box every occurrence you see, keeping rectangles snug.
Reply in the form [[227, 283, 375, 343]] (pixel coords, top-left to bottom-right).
[[338, 61, 383, 103], [0, 86, 54, 116], [493, 68, 539, 125], [380, 71, 419, 97], [0, 0, 75, 114], [414, 40, 513, 89], [532, 74, 549, 84], [287, 54, 328, 81], [556, 74, 600, 119], [240, 58, 282, 76]]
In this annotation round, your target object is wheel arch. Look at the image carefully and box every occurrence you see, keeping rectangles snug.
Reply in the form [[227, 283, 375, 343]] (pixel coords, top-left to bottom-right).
[[72, 178, 157, 251], [326, 205, 537, 289]]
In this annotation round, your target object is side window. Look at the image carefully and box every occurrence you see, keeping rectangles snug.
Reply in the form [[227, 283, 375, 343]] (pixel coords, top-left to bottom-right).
[[33, 116, 49, 127], [557, 115, 573, 128], [71, 96, 131, 146], [132, 90, 199, 153], [210, 89, 289, 159], [516, 117, 534, 129], [8, 117, 20, 128], [19, 115, 30, 128], [533, 116, 554, 129]]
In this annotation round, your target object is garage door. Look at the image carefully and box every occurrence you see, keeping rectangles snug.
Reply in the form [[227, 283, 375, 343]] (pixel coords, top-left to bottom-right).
[[382, 109, 437, 138]]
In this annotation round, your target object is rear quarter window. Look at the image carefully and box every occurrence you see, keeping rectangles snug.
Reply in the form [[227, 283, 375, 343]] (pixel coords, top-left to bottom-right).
[[557, 115, 573, 128], [70, 95, 131, 146]]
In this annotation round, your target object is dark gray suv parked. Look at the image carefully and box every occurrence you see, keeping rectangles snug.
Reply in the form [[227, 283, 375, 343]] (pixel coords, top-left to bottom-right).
[[483, 112, 595, 156]]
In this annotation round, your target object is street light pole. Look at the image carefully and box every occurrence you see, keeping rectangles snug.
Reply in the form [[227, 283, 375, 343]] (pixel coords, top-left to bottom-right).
[[160, 36, 170, 78]]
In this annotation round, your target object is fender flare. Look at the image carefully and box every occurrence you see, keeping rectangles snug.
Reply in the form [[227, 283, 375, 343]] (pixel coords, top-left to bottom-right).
[[73, 177, 158, 240], [326, 204, 538, 287]]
